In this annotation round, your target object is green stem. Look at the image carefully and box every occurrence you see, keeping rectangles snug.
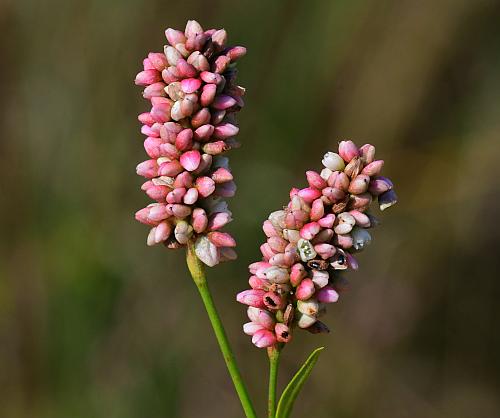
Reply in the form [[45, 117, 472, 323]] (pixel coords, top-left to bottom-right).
[[267, 346, 281, 418], [186, 243, 258, 418]]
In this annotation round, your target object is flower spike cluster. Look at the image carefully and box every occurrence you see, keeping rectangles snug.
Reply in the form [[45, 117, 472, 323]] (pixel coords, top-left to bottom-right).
[[237, 141, 397, 348], [134, 20, 246, 267]]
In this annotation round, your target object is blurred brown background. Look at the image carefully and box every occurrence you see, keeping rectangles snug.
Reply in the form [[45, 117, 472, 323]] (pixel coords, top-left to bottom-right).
[[1, 0, 500, 417]]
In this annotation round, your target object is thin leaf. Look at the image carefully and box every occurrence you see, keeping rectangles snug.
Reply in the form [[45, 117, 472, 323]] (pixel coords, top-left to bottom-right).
[[275, 347, 324, 418]]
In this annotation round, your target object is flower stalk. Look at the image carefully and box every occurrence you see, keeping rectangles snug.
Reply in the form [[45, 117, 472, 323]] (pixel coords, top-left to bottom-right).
[[267, 346, 281, 418], [186, 242, 257, 418]]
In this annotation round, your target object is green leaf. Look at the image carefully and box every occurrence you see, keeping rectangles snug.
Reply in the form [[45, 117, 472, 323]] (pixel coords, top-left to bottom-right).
[[275, 347, 324, 418]]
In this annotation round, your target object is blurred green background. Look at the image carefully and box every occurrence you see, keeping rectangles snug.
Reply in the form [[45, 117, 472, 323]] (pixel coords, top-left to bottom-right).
[[1, 0, 500, 417]]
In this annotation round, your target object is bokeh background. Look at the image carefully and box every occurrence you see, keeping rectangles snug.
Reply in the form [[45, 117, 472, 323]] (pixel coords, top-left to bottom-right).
[[1, 0, 500, 417]]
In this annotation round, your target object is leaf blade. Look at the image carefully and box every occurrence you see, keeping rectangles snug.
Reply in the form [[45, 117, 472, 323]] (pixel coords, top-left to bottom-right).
[[275, 346, 324, 418]]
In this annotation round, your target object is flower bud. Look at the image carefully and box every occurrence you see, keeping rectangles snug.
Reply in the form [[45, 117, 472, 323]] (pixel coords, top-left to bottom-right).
[[194, 235, 220, 267], [296, 278, 315, 300], [208, 231, 236, 247], [174, 220, 193, 244], [264, 266, 289, 284], [297, 312, 317, 329], [359, 143, 375, 164], [348, 174, 370, 194], [243, 322, 265, 336], [290, 263, 306, 286], [247, 307, 275, 329], [322, 152, 345, 171], [311, 269, 329, 288], [275, 323, 292, 343], [338, 140, 359, 162], [297, 298, 319, 316], [378, 189, 398, 211], [252, 329, 276, 348]]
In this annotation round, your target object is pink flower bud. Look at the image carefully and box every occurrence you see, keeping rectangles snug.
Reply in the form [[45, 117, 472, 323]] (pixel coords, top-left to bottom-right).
[[195, 176, 216, 197], [211, 167, 233, 183], [143, 82, 166, 99], [185, 19, 203, 38], [191, 108, 211, 128], [298, 187, 322, 203], [318, 214, 336, 228], [148, 52, 168, 71], [338, 140, 359, 162], [208, 231, 236, 247], [262, 220, 279, 237], [275, 323, 292, 343], [187, 51, 210, 72], [208, 212, 232, 230], [183, 187, 199, 205], [165, 28, 186, 46], [174, 128, 193, 151], [143, 58, 155, 70], [300, 222, 321, 240], [306, 170, 327, 189], [135, 69, 161, 86], [169, 204, 191, 218], [213, 123, 239, 139], [260, 243, 276, 260], [180, 77, 202, 94], [158, 160, 183, 177], [192, 207, 208, 233], [202, 140, 228, 155], [213, 55, 231, 73], [237, 289, 266, 308], [263, 292, 285, 310], [310, 199, 325, 221], [349, 210, 371, 227], [369, 176, 393, 195], [252, 329, 276, 348], [143, 137, 162, 158], [211, 29, 227, 49], [200, 71, 223, 85], [249, 275, 268, 290], [247, 307, 275, 329], [227, 46, 247, 61], [359, 143, 375, 164], [176, 58, 197, 78], [361, 160, 384, 176], [194, 124, 215, 141], [146, 185, 169, 201], [290, 263, 306, 286], [138, 112, 155, 126], [317, 286, 339, 303], [148, 204, 170, 222], [314, 243, 336, 259], [166, 187, 187, 204], [312, 269, 329, 288], [136, 159, 159, 178], [249, 261, 272, 275], [212, 95, 236, 110], [173, 171, 193, 188], [348, 174, 370, 194], [180, 150, 201, 172], [243, 322, 265, 336], [335, 234, 353, 249], [296, 278, 315, 300]]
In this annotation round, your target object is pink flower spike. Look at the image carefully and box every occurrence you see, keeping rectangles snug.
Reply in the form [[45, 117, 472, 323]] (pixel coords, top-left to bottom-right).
[[195, 176, 216, 197], [338, 140, 359, 162], [252, 329, 276, 348], [317, 286, 339, 303], [300, 222, 321, 240], [243, 322, 265, 336], [208, 231, 236, 247], [136, 160, 159, 178], [275, 323, 292, 343], [135, 69, 161, 86], [236, 289, 266, 308], [298, 187, 322, 203], [296, 278, 315, 300], [180, 78, 202, 94], [180, 150, 201, 172]]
